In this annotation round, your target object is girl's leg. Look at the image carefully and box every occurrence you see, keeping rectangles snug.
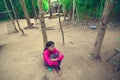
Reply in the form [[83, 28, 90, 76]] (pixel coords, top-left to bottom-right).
[[58, 61, 61, 70], [54, 61, 61, 72], [54, 64, 62, 76], [49, 53, 62, 74], [44, 62, 54, 69]]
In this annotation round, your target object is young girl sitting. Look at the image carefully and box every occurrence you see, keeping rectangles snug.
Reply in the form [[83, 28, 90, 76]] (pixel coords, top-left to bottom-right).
[[43, 41, 64, 74]]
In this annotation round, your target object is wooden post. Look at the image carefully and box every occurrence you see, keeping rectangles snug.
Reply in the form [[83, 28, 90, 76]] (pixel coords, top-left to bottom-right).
[[57, 0, 65, 45]]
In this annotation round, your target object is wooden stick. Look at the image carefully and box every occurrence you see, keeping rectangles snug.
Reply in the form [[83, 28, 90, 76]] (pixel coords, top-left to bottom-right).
[[106, 49, 120, 62]]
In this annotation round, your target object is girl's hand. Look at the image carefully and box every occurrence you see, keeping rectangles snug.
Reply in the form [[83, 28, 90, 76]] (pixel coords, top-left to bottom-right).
[[50, 58, 58, 61], [59, 53, 62, 56]]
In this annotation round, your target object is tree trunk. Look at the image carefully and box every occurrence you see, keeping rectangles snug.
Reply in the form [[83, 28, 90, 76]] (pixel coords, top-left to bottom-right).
[[69, 11, 72, 20], [14, 7, 20, 19], [63, 6, 66, 21], [9, 0, 25, 35], [20, 0, 32, 28], [72, 0, 75, 21], [99, 0, 104, 18], [48, 0, 52, 18], [76, 0, 79, 20], [57, 0, 65, 45], [91, 0, 115, 60], [32, 0, 38, 18], [3, 0, 18, 32], [38, 0, 48, 48]]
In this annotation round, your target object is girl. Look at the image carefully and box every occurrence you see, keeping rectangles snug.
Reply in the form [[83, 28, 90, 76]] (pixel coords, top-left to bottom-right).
[[43, 41, 64, 74]]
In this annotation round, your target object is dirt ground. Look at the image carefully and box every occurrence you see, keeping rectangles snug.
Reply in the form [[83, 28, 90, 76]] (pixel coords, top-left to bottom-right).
[[0, 18, 120, 80]]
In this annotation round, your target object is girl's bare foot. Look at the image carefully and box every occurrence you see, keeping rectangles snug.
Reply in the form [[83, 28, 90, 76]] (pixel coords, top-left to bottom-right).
[[57, 70, 62, 76], [52, 69, 62, 77], [52, 69, 57, 73]]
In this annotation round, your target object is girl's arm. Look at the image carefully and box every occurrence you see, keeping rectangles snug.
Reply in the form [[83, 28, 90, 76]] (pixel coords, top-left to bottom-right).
[[50, 58, 58, 61], [57, 53, 64, 61], [44, 50, 54, 66], [54, 48, 64, 61]]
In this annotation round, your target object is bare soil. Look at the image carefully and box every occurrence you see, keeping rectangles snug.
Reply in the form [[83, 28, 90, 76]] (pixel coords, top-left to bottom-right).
[[0, 18, 120, 80]]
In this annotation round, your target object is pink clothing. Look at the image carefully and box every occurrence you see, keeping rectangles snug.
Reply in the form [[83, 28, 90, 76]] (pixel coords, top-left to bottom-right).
[[43, 48, 64, 66]]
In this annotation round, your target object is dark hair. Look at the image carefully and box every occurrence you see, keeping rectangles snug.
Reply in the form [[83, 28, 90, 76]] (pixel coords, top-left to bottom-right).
[[44, 41, 54, 51]]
